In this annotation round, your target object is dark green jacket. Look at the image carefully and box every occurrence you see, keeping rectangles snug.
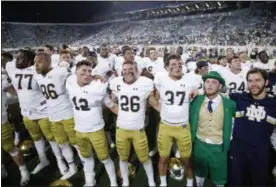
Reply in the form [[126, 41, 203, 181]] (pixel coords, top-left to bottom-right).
[[189, 95, 236, 152]]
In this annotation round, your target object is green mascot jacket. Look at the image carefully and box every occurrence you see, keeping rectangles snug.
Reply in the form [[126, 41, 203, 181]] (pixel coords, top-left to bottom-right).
[[189, 95, 236, 152]]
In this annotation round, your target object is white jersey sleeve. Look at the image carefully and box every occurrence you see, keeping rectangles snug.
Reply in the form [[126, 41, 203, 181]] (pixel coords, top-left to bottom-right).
[[146, 57, 166, 76], [114, 56, 124, 75], [109, 78, 121, 97], [51, 54, 60, 68], [253, 61, 274, 72], [59, 67, 72, 84], [1, 72, 10, 124], [154, 72, 168, 92], [1, 69, 11, 90]]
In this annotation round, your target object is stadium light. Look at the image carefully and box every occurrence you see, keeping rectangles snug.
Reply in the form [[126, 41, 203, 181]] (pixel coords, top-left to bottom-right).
[[217, 2, 221, 7], [195, 4, 199, 9], [185, 5, 190, 10], [168, 9, 172, 12], [205, 3, 209, 8], [176, 7, 180, 11]]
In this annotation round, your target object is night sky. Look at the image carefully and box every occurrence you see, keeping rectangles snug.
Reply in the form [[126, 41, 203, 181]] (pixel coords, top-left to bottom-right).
[[1, 1, 178, 23], [1, 1, 109, 23]]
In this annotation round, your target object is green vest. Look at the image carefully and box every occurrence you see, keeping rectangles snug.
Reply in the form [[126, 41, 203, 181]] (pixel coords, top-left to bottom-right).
[[189, 95, 236, 152]]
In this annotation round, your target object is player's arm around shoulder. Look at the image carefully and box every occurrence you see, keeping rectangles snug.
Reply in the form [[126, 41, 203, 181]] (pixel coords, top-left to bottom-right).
[[148, 88, 160, 112], [58, 66, 72, 85], [144, 77, 160, 111], [5, 85, 17, 95], [222, 95, 237, 117], [2, 71, 17, 95], [103, 87, 118, 115], [104, 79, 119, 115], [105, 98, 119, 115], [64, 74, 75, 89]]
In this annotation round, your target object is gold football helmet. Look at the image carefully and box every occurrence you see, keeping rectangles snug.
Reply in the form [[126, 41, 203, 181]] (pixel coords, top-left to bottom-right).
[[117, 163, 136, 181], [19, 140, 34, 156], [168, 157, 185, 181], [49, 179, 72, 186]]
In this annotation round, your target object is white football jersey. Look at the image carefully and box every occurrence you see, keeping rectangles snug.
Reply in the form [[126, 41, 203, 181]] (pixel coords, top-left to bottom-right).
[[1, 69, 11, 124], [243, 61, 253, 69], [6, 65, 47, 119], [154, 73, 201, 125], [3, 60, 19, 105], [145, 57, 166, 76], [181, 53, 190, 65], [114, 56, 124, 75], [98, 55, 115, 69], [253, 61, 274, 72], [74, 55, 87, 64], [51, 54, 60, 68], [187, 72, 203, 91], [135, 56, 147, 71], [92, 56, 114, 79], [35, 67, 73, 122], [66, 75, 111, 133], [110, 76, 153, 130], [5, 59, 16, 70], [186, 61, 197, 72], [211, 65, 248, 94]]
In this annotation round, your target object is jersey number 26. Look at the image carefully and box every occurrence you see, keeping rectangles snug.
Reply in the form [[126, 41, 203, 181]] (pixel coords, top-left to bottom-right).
[[120, 95, 140, 112]]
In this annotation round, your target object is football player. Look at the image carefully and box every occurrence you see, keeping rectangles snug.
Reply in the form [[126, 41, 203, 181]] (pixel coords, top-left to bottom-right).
[[34, 53, 83, 179], [1, 68, 30, 186], [253, 50, 274, 72], [66, 60, 118, 186], [75, 46, 89, 63], [217, 56, 227, 68], [92, 45, 117, 148], [109, 61, 159, 186], [226, 48, 234, 60], [2, 52, 21, 145], [191, 60, 209, 92], [59, 50, 74, 69], [211, 56, 249, 94], [114, 46, 145, 77], [96, 44, 115, 74], [143, 47, 166, 78], [5, 50, 66, 175], [44, 45, 60, 68], [141, 47, 166, 157], [154, 54, 200, 187]]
